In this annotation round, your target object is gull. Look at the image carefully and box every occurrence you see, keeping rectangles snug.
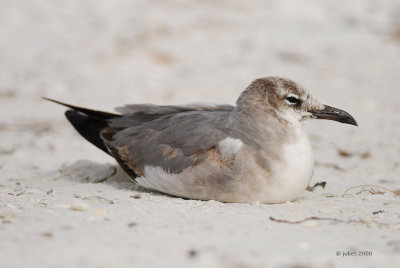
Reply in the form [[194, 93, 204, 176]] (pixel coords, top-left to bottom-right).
[[45, 77, 357, 203]]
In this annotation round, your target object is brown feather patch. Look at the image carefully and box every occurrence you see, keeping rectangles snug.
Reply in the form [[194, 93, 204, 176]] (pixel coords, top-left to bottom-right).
[[115, 146, 144, 176], [100, 128, 143, 177], [191, 147, 232, 167], [160, 145, 182, 160]]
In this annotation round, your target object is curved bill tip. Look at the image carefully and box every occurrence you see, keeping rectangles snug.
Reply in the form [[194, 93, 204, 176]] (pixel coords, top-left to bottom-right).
[[311, 105, 358, 126]]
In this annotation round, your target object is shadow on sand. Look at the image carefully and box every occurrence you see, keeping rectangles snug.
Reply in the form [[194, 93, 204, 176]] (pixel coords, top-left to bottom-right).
[[49, 159, 165, 196]]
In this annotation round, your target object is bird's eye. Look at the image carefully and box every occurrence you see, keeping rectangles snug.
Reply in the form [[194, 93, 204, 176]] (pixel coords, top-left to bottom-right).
[[285, 95, 301, 105]]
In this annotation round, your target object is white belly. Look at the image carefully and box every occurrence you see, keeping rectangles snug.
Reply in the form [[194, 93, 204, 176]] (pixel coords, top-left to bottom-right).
[[243, 132, 314, 203], [136, 132, 314, 204]]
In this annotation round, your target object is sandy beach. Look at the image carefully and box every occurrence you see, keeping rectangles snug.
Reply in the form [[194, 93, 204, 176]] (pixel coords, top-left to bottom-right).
[[1, 1, 400, 267]]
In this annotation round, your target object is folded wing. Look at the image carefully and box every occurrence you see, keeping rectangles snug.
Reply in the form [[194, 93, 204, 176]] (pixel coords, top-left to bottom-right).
[[102, 104, 234, 178], [46, 97, 235, 179]]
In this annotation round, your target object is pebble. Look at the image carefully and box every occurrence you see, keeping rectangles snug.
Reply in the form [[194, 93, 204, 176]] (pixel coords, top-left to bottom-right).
[[127, 222, 137, 228], [70, 201, 90, 211], [372, 210, 384, 215], [188, 249, 197, 258]]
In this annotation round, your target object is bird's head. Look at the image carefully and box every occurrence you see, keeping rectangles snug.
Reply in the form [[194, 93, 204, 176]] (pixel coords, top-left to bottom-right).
[[237, 77, 357, 126]]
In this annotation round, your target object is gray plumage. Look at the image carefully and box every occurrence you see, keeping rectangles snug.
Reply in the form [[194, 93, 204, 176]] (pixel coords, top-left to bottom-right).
[[104, 105, 234, 174], [46, 76, 357, 203]]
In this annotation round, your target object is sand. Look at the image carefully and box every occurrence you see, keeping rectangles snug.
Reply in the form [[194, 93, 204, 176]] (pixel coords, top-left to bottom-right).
[[1, 0, 400, 267]]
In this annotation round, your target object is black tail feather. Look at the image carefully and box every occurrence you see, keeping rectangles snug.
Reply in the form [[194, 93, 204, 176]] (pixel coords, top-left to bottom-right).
[[44, 97, 120, 155], [43, 97, 120, 120], [65, 110, 111, 155]]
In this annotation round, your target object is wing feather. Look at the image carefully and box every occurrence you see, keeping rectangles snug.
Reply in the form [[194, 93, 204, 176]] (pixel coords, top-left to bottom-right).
[[101, 107, 234, 177]]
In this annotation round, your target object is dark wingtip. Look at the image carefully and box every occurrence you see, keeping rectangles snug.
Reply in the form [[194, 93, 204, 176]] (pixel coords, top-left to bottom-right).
[[42, 97, 58, 103], [65, 110, 111, 155], [43, 97, 121, 119], [43, 97, 77, 109]]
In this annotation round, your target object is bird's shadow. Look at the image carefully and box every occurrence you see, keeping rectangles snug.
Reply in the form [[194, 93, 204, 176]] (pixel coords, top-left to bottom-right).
[[47, 159, 164, 196]]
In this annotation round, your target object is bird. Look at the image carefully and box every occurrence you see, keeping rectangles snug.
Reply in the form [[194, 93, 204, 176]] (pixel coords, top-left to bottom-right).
[[45, 76, 357, 204]]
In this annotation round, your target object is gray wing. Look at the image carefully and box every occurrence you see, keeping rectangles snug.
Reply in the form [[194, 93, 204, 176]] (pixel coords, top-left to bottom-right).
[[101, 104, 235, 178], [115, 103, 234, 115]]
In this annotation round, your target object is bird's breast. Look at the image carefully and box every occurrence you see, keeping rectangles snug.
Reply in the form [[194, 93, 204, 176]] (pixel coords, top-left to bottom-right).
[[233, 130, 314, 203], [271, 131, 314, 201]]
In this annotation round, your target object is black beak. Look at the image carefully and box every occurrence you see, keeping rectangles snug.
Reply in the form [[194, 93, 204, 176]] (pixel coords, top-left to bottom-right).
[[311, 105, 358, 126]]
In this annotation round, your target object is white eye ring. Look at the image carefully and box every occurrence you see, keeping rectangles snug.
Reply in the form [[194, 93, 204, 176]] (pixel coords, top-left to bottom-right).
[[285, 94, 300, 105]]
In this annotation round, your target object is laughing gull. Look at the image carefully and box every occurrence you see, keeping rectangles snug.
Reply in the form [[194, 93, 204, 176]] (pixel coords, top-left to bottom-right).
[[45, 77, 357, 203]]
